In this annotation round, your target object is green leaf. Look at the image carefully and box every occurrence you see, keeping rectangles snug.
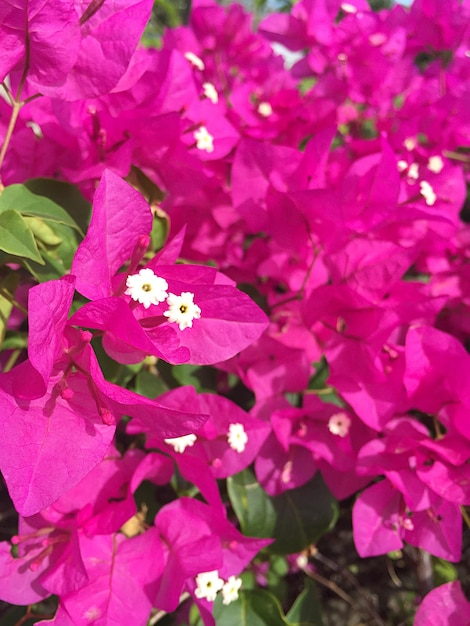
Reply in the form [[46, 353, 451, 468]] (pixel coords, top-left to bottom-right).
[[134, 367, 168, 398], [228, 470, 338, 555], [286, 579, 324, 626], [227, 468, 276, 539], [213, 589, 291, 626], [270, 474, 338, 555], [0, 210, 43, 263], [25, 177, 91, 234], [23, 249, 68, 281], [0, 272, 19, 347], [24, 216, 63, 248], [433, 557, 458, 585], [171, 363, 217, 392], [0, 184, 81, 231]]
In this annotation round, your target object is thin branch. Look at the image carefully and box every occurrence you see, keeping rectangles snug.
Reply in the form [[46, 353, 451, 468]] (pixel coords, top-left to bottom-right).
[[310, 552, 387, 626], [0, 286, 28, 315], [148, 592, 190, 625]]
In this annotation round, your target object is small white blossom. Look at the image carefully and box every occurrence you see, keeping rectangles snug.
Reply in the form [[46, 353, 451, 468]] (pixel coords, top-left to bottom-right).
[[420, 180, 437, 206], [328, 412, 351, 437], [164, 434, 197, 453], [194, 571, 224, 602], [407, 162, 419, 181], [184, 51, 205, 71], [194, 126, 214, 153], [203, 82, 219, 104], [337, 52, 348, 61], [257, 101, 273, 117], [227, 423, 248, 453], [368, 32, 387, 46], [26, 120, 43, 138], [403, 136, 417, 151], [281, 460, 293, 484], [341, 2, 357, 13], [296, 554, 309, 569], [427, 155, 444, 173], [125, 268, 168, 309], [222, 576, 242, 605], [164, 292, 201, 330], [397, 160, 408, 172]]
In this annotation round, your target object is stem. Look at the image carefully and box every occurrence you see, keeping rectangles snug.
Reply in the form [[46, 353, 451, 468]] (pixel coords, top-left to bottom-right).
[[13, 607, 53, 626], [0, 99, 23, 173], [0, 286, 28, 315], [148, 592, 190, 625], [271, 231, 319, 310], [0, 11, 38, 177], [3, 349, 22, 373], [442, 150, 470, 164], [414, 548, 434, 598], [311, 552, 387, 626], [461, 506, 470, 530], [302, 565, 357, 609]]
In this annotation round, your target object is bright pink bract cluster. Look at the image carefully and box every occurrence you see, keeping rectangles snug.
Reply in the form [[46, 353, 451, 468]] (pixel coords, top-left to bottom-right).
[[0, 0, 470, 623]]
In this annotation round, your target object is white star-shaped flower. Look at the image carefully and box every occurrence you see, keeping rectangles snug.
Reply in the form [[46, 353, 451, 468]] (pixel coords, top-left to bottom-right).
[[222, 576, 242, 605], [328, 412, 351, 437], [194, 571, 224, 602], [194, 126, 214, 153], [257, 102, 273, 117], [227, 423, 248, 453], [125, 268, 168, 309], [164, 433, 197, 453], [164, 292, 201, 331]]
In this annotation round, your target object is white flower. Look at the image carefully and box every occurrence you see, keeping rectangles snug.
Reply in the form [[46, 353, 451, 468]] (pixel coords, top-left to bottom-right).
[[257, 102, 273, 117], [125, 268, 168, 309], [341, 2, 357, 13], [420, 180, 437, 206], [227, 423, 248, 453], [427, 155, 444, 174], [164, 433, 197, 453], [407, 162, 419, 181], [328, 412, 351, 437], [203, 82, 219, 104], [222, 576, 242, 605], [194, 571, 224, 602], [184, 51, 205, 71], [164, 292, 201, 330], [403, 136, 417, 151], [194, 126, 214, 153]]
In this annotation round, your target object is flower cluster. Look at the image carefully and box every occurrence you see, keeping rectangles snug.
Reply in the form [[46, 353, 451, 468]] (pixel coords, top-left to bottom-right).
[[0, 0, 470, 623]]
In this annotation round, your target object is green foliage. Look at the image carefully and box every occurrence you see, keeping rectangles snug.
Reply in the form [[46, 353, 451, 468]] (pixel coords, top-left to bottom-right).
[[0, 209, 43, 263], [0, 180, 87, 282], [213, 588, 292, 626], [286, 579, 324, 626], [228, 468, 338, 555]]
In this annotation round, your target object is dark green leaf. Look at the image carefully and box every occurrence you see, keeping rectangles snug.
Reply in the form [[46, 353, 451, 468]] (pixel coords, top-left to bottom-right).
[[228, 470, 338, 555], [23, 250, 67, 281], [213, 589, 291, 626], [0, 209, 43, 263], [227, 468, 276, 539], [134, 367, 168, 398], [270, 474, 338, 555], [24, 178, 90, 234], [286, 579, 324, 626], [0, 184, 81, 231]]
